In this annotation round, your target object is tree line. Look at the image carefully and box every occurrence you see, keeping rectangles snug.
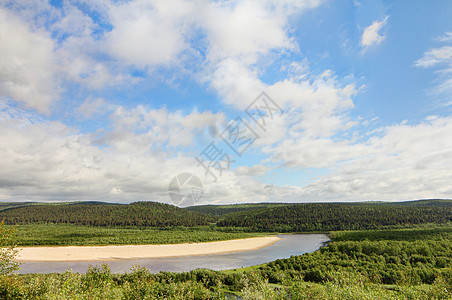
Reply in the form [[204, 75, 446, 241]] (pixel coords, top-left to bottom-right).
[[1, 226, 450, 299], [0, 202, 215, 227], [1, 200, 450, 230], [216, 202, 452, 232]]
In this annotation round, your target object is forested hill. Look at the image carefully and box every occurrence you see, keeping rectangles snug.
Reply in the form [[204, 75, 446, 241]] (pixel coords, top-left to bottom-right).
[[387, 199, 452, 207], [0, 202, 215, 227], [0, 199, 450, 230], [216, 201, 452, 232], [184, 203, 290, 216]]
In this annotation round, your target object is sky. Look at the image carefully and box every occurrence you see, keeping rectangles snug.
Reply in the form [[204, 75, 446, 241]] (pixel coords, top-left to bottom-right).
[[0, 0, 451, 205]]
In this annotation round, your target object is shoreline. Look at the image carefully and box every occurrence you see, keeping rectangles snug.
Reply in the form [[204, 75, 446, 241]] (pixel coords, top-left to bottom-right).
[[15, 236, 281, 262]]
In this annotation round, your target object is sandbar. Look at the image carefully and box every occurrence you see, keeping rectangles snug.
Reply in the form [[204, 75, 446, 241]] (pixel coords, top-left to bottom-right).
[[15, 236, 281, 262]]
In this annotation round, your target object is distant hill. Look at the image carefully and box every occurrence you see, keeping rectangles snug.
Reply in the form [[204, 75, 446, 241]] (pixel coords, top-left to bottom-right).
[[184, 203, 290, 216], [0, 201, 214, 227], [0, 199, 450, 230], [0, 202, 38, 211], [215, 201, 452, 232], [387, 199, 452, 207]]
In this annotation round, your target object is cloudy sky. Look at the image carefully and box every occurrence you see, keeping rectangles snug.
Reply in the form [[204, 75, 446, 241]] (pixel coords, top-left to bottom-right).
[[1, 0, 451, 205]]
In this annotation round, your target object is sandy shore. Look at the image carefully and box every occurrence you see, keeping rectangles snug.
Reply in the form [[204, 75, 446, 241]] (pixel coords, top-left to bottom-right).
[[15, 236, 281, 262]]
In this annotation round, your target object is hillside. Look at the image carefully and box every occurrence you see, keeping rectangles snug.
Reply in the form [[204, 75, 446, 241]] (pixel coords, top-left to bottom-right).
[[216, 200, 452, 232], [1, 199, 450, 230], [0, 201, 214, 227], [184, 203, 290, 216]]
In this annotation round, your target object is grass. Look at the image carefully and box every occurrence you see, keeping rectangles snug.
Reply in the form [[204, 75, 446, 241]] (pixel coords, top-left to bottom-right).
[[2, 224, 451, 299], [9, 224, 270, 246], [329, 223, 452, 241]]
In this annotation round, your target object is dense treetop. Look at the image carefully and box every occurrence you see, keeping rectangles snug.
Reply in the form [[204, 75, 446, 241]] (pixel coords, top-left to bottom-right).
[[0, 202, 214, 227], [0, 199, 450, 230], [216, 201, 452, 232]]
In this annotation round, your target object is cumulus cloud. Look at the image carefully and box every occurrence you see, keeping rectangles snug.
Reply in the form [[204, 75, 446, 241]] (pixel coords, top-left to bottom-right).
[[0, 103, 229, 202], [0, 8, 58, 114], [360, 16, 388, 52], [295, 117, 452, 201], [105, 0, 194, 67], [0, 0, 324, 112], [1, 98, 451, 204], [209, 59, 265, 109], [199, 0, 297, 65], [236, 165, 269, 176], [103, 105, 226, 152], [1, 1, 450, 205]]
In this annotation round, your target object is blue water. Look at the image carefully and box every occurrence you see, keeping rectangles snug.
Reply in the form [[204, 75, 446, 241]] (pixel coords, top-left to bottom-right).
[[17, 234, 329, 274]]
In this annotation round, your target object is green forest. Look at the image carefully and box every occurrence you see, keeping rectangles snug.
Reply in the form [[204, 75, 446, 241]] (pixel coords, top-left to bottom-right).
[[0, 202, 215, 227], [216, 202, 452, 232], [1, 225, 451, 299], [1, 200, 450, 232], [0, 199, 451, 299], [10, 224, 265, 246]]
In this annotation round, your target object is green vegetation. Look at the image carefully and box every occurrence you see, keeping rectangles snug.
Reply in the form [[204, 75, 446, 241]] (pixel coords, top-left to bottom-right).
[[10, 224, 267, 246], [257, 226, 452, 286], [0, 202, 36, 212], [0, 199, 451, 298], [185, 203, 290, 216], [1, 225, 451, 299], [217, 201, 452, 232], [0, 201, 215, 227], [0, 221, 19, 275], [2, 200, 450, 232]]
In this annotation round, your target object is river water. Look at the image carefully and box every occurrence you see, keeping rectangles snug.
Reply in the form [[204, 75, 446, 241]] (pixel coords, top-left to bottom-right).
[[17, 234, 329, 274]]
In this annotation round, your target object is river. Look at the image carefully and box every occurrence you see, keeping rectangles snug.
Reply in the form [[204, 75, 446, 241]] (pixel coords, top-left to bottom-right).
[[17, 234, 329, 274]]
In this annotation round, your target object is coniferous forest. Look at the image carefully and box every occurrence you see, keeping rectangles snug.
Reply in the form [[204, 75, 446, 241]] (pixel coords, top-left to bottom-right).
[[1, 225, 451, 299], [0, 199, 451, 299], [216, 202, 452, 232], [0, 200, 450, 230], [0, 202, 215, 227]]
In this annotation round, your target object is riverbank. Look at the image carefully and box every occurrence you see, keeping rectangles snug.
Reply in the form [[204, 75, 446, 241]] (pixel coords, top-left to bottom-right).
[[16, 236, 281, 262]]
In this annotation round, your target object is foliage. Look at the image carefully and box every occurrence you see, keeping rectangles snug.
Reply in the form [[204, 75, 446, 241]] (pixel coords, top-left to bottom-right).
[[1, 200, 451, 298], [1, 226, 452, 299], [9, 224, 266, 246], [0, 221, 19, 275], [0, 201, 215, 227], [2, 200, 450, 233], [185, 203, 290, 216], [217, 202, 452, 232]]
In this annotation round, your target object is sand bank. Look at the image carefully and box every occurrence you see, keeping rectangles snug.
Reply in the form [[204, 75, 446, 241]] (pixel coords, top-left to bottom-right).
[[16, 236, 281, 262]]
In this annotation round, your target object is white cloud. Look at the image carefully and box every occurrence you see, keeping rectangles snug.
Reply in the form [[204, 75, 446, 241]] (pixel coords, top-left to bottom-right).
[[0, 8, 58, 114], [360, 16, 388, 52], [236, 165, 269, 176], [0, 0, 324, 113], [209, 59, 265, 109], [199, 0, 296, 65], [105, 0, 194, 67], [438, 32, 452, 42], [1, 100, 451, 204], [52, 3, 133, 90], [77, 97, 108, 118], [104, 105, 226, 152], [415, 35, 452, 98], [0, 103, 229, 203], [415, 46, 452, 68], [1, 1, 450, 205], [199, 0, 323, 108], [296, 117, 452, 201]]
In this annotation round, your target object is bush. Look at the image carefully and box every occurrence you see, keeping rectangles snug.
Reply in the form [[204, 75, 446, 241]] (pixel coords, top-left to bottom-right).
[[0, 221, 19, 275]]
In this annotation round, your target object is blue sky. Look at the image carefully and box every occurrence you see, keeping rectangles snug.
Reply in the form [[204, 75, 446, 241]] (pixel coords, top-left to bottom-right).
[[0, 0, 451, 205]]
